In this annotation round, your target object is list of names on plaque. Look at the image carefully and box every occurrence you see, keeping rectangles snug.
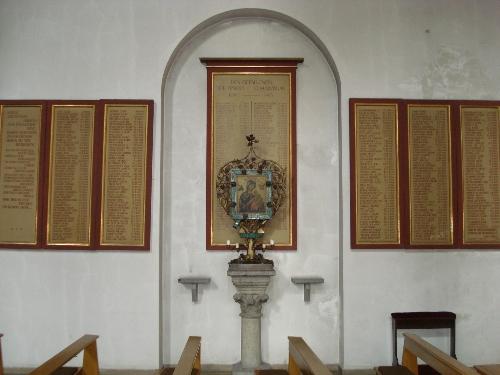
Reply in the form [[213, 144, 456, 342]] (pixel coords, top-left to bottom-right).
[[408, 105, 453, 245], [0, 105, 41, 244], [47, 105, 94, 246], [355, 104, 400, 244], [101, 105, 148, 246], [461, 107, 500, 244], [211, 73, 292, 246]]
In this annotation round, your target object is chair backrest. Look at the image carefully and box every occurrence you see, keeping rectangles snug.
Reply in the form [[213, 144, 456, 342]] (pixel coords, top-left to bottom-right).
[[29, 335, 99, 375], [288, 336, 332, 375], [172, 336, 201, 375], [402, 333, 477, 375]]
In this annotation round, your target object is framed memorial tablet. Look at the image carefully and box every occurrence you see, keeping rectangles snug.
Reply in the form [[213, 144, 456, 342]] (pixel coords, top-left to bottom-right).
[[459, 105, 500, 248], [96, 100, 153, 250], [44, 102, 97, 248], [351, 98, 500, 249], [350, 100, 402, 248], [407, 103, 454, 247], [201, 58, 302, 250], [0, 101, 45, 248]]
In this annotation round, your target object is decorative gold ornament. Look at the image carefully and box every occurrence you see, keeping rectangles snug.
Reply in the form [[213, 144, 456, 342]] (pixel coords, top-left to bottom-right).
[[216, 135, 287, 262]]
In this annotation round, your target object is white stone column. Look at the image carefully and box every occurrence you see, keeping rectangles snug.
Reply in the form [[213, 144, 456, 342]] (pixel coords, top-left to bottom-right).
[[228, 263, 275, 375]]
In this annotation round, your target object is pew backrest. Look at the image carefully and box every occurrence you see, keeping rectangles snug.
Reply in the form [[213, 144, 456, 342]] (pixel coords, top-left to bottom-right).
[[288, 337, 332, 375], [402, 333, 477, 375], [172, 336, 201, 375], [29, 334, 99, 375]]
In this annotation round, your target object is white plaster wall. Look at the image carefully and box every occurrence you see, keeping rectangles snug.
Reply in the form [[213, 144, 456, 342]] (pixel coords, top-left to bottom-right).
[[0, 0, 500, 370], [162, 18, 339, 366]]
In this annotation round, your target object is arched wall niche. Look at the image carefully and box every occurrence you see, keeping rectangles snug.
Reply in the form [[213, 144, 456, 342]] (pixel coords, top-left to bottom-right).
[[160, 8, 344, 367]]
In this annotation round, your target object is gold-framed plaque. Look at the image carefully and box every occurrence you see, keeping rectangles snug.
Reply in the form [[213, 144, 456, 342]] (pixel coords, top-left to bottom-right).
[[408, 104, 453, 246], [352, 102, 400, 247], [460, 106, 500, 246], [0, 104, 43, 246], [202, 59, 302, 250], [46, 104, 96, 247], [99, 102, 152, 248]]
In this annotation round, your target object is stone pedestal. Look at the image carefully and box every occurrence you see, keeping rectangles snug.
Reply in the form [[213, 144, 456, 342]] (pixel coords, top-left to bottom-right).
[[228, 262, 276, 375]]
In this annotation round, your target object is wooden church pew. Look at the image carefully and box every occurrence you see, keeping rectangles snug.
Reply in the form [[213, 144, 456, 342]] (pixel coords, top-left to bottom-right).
[[474, 365, 500, 375], [161, 336, 201, 375], [256, 336, 332, 375], [29, 334, 99, 375], [377, 333, 478, 375]]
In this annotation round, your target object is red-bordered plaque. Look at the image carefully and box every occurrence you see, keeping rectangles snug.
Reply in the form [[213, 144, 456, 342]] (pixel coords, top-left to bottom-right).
[[95, 100, 154, 250], [350, 99, 403, 248], [351, 98, 500, 249], [43, 100, 98, 249], [201, 58, 302, 250], [0, 100, 46, 249], [458, 103, 500, 248]]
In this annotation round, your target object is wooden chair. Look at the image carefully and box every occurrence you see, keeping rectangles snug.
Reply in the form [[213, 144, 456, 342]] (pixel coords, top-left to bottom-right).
[[161, 336, 201, 375], [378, 333, 478, 375], [391, 312, 456, 366], [29, 335, 99, 375]]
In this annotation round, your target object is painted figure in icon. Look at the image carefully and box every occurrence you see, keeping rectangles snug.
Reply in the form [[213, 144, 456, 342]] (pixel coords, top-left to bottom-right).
[[238, 179, 265, 213]]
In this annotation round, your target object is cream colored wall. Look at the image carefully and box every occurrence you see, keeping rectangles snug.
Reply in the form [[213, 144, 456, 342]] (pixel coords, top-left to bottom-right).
[[1, 0, 500, 370]]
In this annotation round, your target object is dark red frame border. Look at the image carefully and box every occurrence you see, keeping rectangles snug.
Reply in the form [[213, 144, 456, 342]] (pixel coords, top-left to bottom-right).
[[201, 58, 302, 251]]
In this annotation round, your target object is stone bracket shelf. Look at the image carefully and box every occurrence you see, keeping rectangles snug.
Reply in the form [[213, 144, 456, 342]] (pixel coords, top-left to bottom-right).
[[178, 277, 211, 302], [291, 277, 324, 302]]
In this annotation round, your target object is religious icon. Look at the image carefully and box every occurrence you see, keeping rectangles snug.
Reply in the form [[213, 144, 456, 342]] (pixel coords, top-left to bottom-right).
[[230, 170, 272, 220], [216, 135, 286, 262]]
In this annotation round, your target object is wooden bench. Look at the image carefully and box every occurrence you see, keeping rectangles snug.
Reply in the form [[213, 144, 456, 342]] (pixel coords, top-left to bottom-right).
[[378, 333, 477, 375], [256, 336, 332, 375], [29, 334, 99, 375], [474, 365, 500, 375], [160, 336, 201, 375]]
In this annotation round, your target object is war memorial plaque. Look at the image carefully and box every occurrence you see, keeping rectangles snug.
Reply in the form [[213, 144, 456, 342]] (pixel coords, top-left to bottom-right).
[[46, 104, 95, 246], [353, 103, 400, 246], [408, 105, 453, 246], [0, 104, 42, 246], [460, 106, 500, 246], [100, 103, 150, 248], [203, 59, 302, 250]]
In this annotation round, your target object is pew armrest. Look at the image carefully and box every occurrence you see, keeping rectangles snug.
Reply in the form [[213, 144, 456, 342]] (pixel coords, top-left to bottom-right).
[[29, 334, 99, 375], [288, 337, 332, 375], [172, 336, 201, 375], [402, 334, 477, 375]]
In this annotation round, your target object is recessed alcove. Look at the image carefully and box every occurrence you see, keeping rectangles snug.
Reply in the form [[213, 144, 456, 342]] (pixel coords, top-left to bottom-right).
[[161, 9, 342, 367]]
